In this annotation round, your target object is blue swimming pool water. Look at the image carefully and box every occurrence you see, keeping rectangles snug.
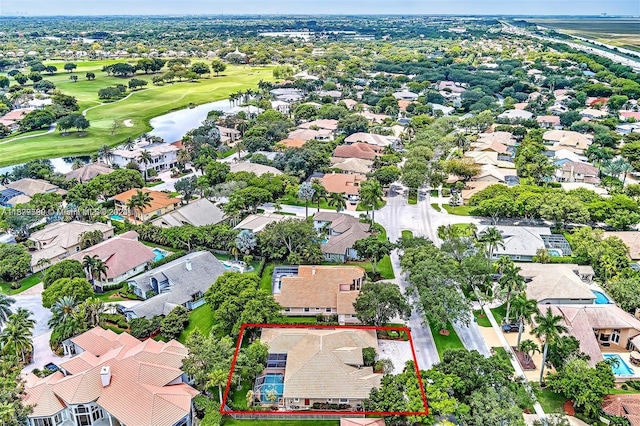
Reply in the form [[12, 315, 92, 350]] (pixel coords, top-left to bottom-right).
[[152, 248, 167, 262], [592, 290, 611, 304], [547, 249, 562, 257], [604, 354, 635, 376], [110, 214, 125, 221], [257, 373, 284, 403]]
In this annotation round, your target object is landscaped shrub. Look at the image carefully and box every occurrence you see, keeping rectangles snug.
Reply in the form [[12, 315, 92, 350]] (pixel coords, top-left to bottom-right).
[[102, 313, 128, 329], [129, 317, 161, 339], [161, 305, 190, 340], [101, 282, 125, 292], [363, 347, 376, 367], [43, 259, 85, 288]]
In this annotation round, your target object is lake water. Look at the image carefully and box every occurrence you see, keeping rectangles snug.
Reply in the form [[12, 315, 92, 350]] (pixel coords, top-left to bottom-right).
[[148, 99, 232, 142], [0, 99, 232, 175]]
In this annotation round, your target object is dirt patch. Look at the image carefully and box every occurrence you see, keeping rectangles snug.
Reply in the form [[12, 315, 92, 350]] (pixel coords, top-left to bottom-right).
[[512, 347, 537, 370], [123, 119, 133, 127]]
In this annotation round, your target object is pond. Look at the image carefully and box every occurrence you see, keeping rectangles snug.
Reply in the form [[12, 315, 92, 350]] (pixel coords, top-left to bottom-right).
[[0, 98, 232, 174], [148, 99, 232, 142]]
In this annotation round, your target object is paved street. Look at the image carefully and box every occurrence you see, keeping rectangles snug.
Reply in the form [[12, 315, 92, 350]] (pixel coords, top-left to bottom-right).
[[376, 191, 494, 365]]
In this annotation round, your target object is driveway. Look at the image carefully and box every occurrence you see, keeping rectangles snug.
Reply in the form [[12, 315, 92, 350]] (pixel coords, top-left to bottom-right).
[[9, 283, 64, 374]]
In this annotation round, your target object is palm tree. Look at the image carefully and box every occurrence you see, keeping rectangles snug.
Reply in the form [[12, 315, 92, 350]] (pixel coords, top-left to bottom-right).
[[123, 138, 136, 151], [494, 255, 513, 275], [297, 182, 315, 218], [478, 227, 505, 260], [498, 262, 525, 323], [328, 192, 347, 212], [0, 294, 15, 328], [138, 150, 153, 182], [48, 296, 85, 341], [228, 240, 241, 262], [207, 369, 228, 403], [35, 258, 51, 277], [0, 172, 11, 185], [0, 310, 35, 364], [531, 308, 569, 383], [79, 297, 105, 328], [517, 339, 540, 365], [92, 258, 109, 284], [511, 294, 540, 346], [99, 144, 113, 166], [177, 149, 191, 171], [126, 190, 153, 221], [454, 132, 470, 153], [82, 255, 97, 282], [360, 179, 384, 224], [311, 181, 327, 213]]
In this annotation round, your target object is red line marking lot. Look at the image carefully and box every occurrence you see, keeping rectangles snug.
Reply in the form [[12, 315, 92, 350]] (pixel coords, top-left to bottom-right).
[[220, 323, 429, 417]]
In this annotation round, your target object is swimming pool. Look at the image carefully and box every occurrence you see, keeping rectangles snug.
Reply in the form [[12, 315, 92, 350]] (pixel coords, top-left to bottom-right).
[[604, 353, 635, 376], [152, 248, 167, 262], [592, 290, 611, 304], [255, 373, 284, 403], [110, 214, 125, 221], [547, 249, 563, 257]]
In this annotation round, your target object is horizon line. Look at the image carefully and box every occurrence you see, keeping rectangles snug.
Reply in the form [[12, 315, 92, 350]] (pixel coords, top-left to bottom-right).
[[0, 13, 639, 18]]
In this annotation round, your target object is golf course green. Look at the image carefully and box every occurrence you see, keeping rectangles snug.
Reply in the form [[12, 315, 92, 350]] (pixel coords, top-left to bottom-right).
[[0, 60, 273, 167]]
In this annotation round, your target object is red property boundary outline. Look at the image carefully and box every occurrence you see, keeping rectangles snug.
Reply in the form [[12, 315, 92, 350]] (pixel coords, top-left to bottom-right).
[[220, 323, 429, 417]]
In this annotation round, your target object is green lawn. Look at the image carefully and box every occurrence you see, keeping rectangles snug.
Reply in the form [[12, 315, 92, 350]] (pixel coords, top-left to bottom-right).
[[442, 205, 477, 216], [225, 421, 339, 426], [261, 264, 275, 293], [401, 230, 413, 239], [0, 274, 42, 295], [281, 316, 320, 324], [0, 62, 273, 166], [178, 304, 215, 343], [430, 203, 442, 212], [93, 288, 128, 302], [279, 193, 333, 211], [533, 387, 566, 413], [356, 199, 386, 211], [473, 310, 492, 327], [429, 322, 465, 359], [450, 223, 476, 237], [348, 255, 395, 280], [408, 194, 418, 205], [491, 304, 508, 325], [230, 379, 252, 410]]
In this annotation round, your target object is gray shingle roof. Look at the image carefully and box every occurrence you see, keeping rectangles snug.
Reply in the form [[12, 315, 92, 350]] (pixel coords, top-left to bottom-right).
[[125, 251, 226, 318]]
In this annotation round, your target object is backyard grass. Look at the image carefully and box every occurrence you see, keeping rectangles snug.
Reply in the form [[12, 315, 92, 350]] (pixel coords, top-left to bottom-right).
[[450, 223, 476, 236], [0, 62, 273, 166], [430, 203, 442, 212], [533, 387, 566, 413], [278, 193, 333, 211], [442, 205, 476, 216], [473, 309, 492, 327], [408, 194, 418, 205], [178, 304, 215, 343], [261, 263, 275, 293], [225, 421, 339, 426], [93, 287, 128, 302], [229, 379, 252, 410], [0, 274, 42, 295], [429, 322, 465, 359]]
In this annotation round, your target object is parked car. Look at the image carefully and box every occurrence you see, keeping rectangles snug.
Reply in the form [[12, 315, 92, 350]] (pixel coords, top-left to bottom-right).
[[502, 323, 520, 333]]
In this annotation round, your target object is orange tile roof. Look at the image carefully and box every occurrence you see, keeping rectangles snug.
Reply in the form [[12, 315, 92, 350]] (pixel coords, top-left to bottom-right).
[[603, 394, 640, 426], [112, 188, 181, 214], [277, 138, 307, 149], [25, 327, 198, 426], [321, 173, 367, 195], [275, 265, 365, 314], [333, 143, 382, 160]]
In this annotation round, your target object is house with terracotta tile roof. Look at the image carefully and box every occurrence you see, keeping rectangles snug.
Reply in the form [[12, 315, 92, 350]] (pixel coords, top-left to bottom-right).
[[298, 119, 339, 132], [112, 188, 181, 222], [603, 394, 640, 426], [536, 115, 561, 129], [330, 157, 374, 175], [25, 326, 198, 426], [288, 128, 334, 142], [272, 265, 365, 324], [333, 143, 382, 161], [68, 232, 155, 291], [276, 138, 306, 149], [256, 327, 382, 409], [543, 130, 594, 154], [555, 161, 600, 184], [314, 212, 371, 262], [29, 221, 115, 272], [321, 173, 367, 203]]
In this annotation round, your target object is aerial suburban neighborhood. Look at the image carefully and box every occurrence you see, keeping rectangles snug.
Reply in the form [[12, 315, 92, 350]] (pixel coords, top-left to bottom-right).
[[0, 2, 639, 426]]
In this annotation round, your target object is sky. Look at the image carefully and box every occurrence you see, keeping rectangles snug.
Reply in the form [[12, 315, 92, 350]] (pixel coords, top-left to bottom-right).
[[0, 0, 638, 17]]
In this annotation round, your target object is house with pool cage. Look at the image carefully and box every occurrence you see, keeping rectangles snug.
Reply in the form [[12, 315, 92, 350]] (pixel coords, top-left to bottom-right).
[[253, 327, 382, 410]]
